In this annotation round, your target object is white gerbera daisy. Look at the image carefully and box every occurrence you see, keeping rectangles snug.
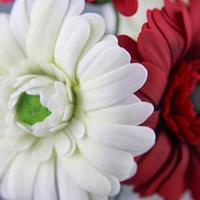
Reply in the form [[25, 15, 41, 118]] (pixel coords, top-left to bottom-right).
[[0, 0, 155, 200]]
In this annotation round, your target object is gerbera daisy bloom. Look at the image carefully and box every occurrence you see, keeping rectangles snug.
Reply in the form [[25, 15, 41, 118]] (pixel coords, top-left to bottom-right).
[[86, 0, 138, 17], [0, 0, 155, 199], [118, 0, 200, 199]]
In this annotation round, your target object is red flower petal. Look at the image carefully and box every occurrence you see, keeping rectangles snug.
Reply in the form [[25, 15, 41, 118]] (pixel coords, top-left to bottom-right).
[[118, 34, 141, 62], [112, 0, 138, 16]]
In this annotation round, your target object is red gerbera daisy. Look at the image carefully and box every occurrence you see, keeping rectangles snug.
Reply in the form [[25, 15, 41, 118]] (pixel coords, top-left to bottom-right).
[[118, 0, 200, 199], [85, 0, 138, 16]]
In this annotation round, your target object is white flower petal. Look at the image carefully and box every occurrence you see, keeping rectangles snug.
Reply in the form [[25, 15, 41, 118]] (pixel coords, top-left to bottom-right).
[[1, 151, 40, 200], [9, 0, 30, 52], [55, 16, 90, 78], [101, 34, 118, 43], [0, 78, 15, 111], [87, 119, 155, 156], [0, 139, 17, 179], [32, 138, 53, 162], [58, 153, 112, 195], [105, 175, 120, 196], [33, 158, 58, 200], [77, 45, 131, 84], [40, 84, 55, 108], [78, 63, 147, 110], [65, 133, 77, 156], [27, 0, 70, 61], [81, 13, 105, 55], [13, 74, 37, 89], [68, 119, 85, 140], [0, 14, 24, 72], [89, 194, 108, 200], [54, 133, 71, 155], [78, 138, 134, 181], [66, 0, 85, 17], [56, 158, 90, 200], [11, 134, 35, 151], [115, 95, 141, 106], [87, 102, 153, 126]]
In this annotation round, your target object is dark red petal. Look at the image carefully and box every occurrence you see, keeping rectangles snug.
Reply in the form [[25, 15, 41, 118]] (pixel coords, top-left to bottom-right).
[[138, 29, 171, 75], [186, 147, 200, 200], [151, 9, 185, 65], [158, 142, 189, 200], [139, 62, 168, 107], [142, 111, 160, 129], [189, 0, 200, 45], [112, 0, 138, 16], [117, 34, 141, 61]]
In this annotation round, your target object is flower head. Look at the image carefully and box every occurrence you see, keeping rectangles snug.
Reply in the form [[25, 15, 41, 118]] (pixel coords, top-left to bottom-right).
[[0, 0, 155, 199], [118, 0, 200, 199]]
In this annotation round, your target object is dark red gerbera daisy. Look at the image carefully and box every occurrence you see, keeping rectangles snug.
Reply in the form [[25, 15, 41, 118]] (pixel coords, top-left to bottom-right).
[[85, 0, 138, 16], [118, 0, 200, 199]]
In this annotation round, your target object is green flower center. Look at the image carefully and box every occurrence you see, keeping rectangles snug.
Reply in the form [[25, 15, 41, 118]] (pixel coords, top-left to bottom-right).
[[16, 92, 51, 125]]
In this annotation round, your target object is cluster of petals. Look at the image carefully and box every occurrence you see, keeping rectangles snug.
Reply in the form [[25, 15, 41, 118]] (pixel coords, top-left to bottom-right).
[[118, 0, 200, 199], [0, 0, 155, 199]]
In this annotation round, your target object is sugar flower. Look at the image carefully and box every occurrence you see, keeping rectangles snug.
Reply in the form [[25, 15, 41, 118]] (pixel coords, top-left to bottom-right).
[[118, 0, 200, 199], [0, 0, 155, 199]]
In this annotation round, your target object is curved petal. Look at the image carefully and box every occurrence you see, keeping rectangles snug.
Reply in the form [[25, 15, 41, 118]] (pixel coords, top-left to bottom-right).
[[55, 16, 91, 78], [33, 158, 58, 200], [11, 134, 36, 151], [65, 0, 84, 17], [0, 138, 17, 179], [9, 0, 32, 52], [78, 138, 135, 181], [58, 153, 112, 195], [54, 132, 71, 155], [27, 0, 70, 61], [56, 158, 90, 200], [86, 119, 155, 156], [0, 14, 25, 72], [67, 119, 85, 140], [31, 137, 53, 162], [1, 151, 40, 200], [87, 102, 153, 126], [77, 63, 147, 110], [81, 13, 105, 55], [77, 45, 131, 84], [112, 0, 138, 16]]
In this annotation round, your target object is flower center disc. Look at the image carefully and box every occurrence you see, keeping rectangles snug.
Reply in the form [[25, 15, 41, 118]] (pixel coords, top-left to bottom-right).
[[16, 92, 51, 125], [190, 84, 200, 116]]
